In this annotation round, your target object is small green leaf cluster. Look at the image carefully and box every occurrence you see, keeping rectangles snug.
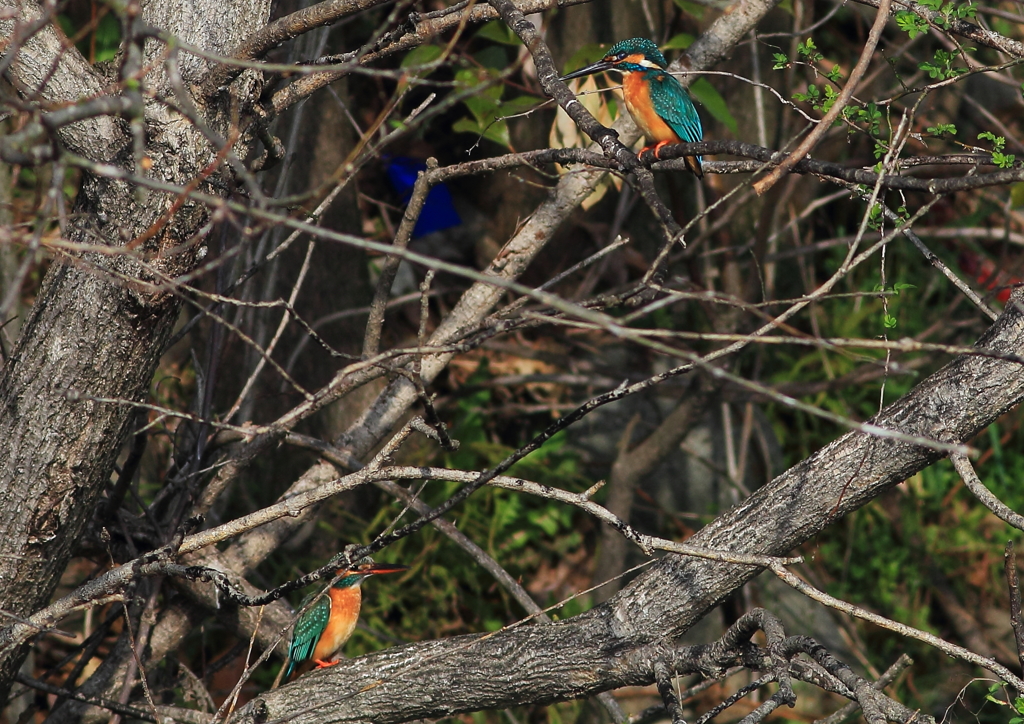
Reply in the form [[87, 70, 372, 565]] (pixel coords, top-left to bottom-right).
[[867, 203, 885, 231], [793, 83, 840, 114], [783, 38, 875, 134], [785, 38, 839, 109], [844, 103, 882, 136], [894, 11, 930, 38], [797, 38, 823, 63], [451, 66, 540, 149], [987, 684, 1024, 722], [895, 0, 975, 38], [774, 37, 826, 74], [978, 131, 1017, 169], [919, 48, 970, 80], [923, 0, 977, 27], [872, 281, 915, 328]]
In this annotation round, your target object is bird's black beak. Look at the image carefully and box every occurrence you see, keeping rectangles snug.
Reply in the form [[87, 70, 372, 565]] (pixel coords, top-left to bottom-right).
[[559, 59, 616, 82]]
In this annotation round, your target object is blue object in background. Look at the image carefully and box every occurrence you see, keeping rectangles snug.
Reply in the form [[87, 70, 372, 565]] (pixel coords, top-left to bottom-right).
[[385, 157, 462, 238]]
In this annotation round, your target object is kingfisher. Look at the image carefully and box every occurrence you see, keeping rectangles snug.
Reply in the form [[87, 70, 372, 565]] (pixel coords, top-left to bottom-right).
[[283, 557, 407, 678], [560, 38, 704, 177]]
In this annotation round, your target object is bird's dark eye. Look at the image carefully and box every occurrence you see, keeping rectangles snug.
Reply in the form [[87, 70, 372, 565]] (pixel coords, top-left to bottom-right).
[[615, 52, 627, 61]]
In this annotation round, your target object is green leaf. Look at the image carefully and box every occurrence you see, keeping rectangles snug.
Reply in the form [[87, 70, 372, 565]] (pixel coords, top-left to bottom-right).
[[57, 12, 122, 63], [474, 45, 509, 70], [562, 44, 609, 77], [474, 21, 522, 45], [452, 116, 511, 148], [456, 68, 503, 101], [662, 33, 696, 50], [498, 95, 543, 118], [956, 2, 977, 18], [919, 60, 945, 79], [671, 0, 706, 20], [883, 314, 898, 329], [689, 78, 738, 135], [821, 84, 839, 114], [401, 44, 442, 70], [793, 84, 821, 105], [772, 52, 789, 70]]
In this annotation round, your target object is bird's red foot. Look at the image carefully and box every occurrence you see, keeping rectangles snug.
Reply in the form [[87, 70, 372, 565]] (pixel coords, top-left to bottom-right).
[[637, 141, 673, 161], [313, 659, 341, 669]]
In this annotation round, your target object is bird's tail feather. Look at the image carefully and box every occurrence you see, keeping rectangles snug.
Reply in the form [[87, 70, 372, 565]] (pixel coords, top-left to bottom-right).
[[686, 155, 703, 179]]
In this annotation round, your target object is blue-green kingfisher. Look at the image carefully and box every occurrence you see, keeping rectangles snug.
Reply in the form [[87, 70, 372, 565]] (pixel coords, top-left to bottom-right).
[[560, 38, 704, 177], [283, 558, 406, 678]]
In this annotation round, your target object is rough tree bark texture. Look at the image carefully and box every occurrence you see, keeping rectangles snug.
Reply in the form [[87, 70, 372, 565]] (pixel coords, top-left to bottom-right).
[[0, 0, 270, 698], [235, 295, 1024, 724]]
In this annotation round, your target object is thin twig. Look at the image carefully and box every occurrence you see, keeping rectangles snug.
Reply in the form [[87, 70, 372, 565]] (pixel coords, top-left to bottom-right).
[[770, 562, 1024, 694], [951, 453, 1024, 531], [1005, 542, 1024, 678]]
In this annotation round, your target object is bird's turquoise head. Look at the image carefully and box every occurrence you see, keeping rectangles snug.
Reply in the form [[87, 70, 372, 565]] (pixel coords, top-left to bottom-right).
[[333, 557, 407, 588], [560, 38, 668, 81]]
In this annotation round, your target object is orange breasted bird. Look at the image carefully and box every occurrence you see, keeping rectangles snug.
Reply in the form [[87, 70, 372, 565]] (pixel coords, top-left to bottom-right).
[[560, 38, 704, 177], [283, 558, 407, 678]]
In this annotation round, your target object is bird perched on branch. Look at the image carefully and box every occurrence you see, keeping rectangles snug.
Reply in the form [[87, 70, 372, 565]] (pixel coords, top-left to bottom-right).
[[560, 38, 704, 178], [283, 557, 407, 678]]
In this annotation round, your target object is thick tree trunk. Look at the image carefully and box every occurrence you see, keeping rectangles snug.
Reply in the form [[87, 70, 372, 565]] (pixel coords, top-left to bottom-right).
[[0, 252, 180, 695], [0, 0, 270, 698]]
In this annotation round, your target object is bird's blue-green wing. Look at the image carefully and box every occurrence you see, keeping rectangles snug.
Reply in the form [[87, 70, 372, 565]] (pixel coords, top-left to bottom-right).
[[649, 71, 703, 144], [284, 593, 331, 678]]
